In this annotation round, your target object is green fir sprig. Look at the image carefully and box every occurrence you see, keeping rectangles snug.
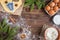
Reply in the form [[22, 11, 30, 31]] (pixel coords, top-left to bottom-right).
[[0, 18, 18, 40], [24, 0, 45, 11]]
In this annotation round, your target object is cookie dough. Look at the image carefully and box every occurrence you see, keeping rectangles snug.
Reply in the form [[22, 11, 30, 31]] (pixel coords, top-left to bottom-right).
[[0, 0, 22, 15]]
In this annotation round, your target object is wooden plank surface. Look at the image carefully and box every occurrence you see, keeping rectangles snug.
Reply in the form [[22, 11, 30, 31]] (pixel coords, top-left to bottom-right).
[[0, 0, 60, 40], [21, 9, 60, 40]]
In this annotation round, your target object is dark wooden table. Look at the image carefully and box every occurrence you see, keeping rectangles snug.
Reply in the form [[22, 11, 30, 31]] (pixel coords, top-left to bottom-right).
[[0, 0, 60, 40], [22, 9, 60, 40], [21, 0, 60, 40]]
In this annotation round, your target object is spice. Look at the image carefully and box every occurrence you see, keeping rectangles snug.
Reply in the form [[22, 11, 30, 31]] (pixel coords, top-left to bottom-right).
[[9, 16, 16, 24]]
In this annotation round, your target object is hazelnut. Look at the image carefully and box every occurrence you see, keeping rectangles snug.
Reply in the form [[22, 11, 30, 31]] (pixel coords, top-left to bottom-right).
[[45, 5, 50, 11], [48, 9, 55, 15], [49, 2, 55, 7]]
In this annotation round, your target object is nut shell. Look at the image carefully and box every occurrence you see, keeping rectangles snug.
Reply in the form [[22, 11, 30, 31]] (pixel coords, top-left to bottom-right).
[[20, 34, 26, 39]]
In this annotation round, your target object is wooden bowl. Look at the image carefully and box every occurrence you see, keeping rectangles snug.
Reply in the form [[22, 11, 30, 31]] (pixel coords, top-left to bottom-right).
[[44, 27, 59, 40]]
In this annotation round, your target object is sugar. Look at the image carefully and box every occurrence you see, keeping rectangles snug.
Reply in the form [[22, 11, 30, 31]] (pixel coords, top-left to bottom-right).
[[53, 15, 60, 25]]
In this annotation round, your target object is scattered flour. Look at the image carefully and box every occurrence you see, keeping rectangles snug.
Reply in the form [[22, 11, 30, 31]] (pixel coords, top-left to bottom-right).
[[45, 27, 58, 40]]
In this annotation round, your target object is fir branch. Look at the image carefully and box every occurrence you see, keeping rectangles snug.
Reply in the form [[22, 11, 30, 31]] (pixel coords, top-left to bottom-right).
[[24, 0, 45, 11], [0, 18, 18, 40]]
